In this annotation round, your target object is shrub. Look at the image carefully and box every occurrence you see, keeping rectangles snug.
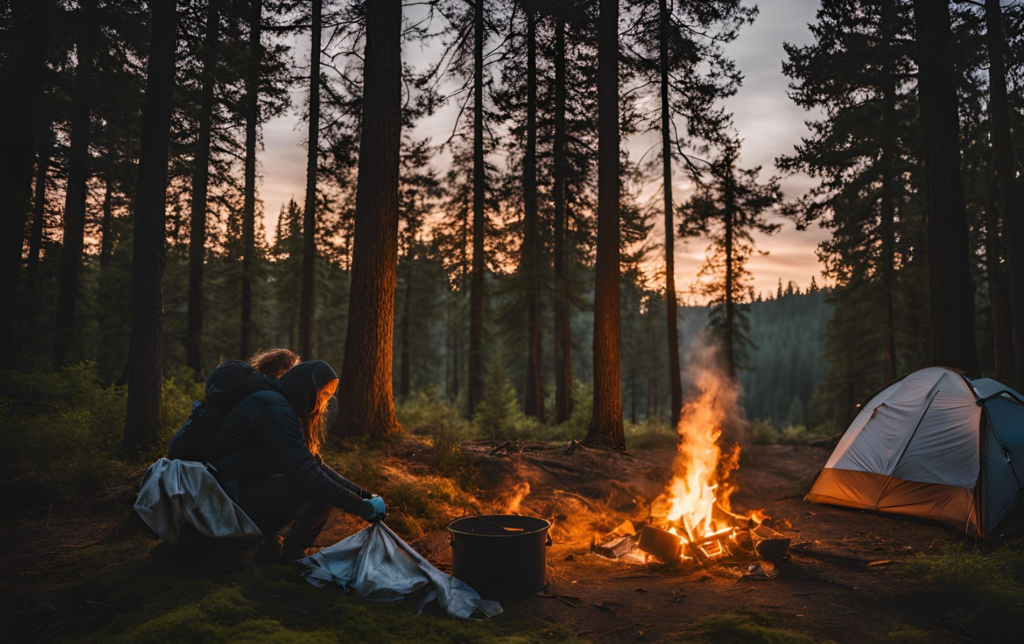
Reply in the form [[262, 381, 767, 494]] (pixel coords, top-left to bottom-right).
[[396, 388, 470, 436], [0, 362, 202, 503], [750, 418, 778, 445], [625, 416, 678, 449]]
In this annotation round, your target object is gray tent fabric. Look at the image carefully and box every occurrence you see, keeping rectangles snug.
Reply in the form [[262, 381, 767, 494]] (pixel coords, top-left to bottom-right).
[[807, 367, 1024, 537], [299, 522, 503, 620], [134, 458, 262, 544]]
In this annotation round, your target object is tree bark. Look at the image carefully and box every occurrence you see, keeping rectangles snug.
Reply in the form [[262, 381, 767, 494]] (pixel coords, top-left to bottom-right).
[[239, 0, 262, 359], [522, 6, 544, 422], [399, 259, 412, 398], [880, 0, 898, 382], [0, 0, 53, 367], [53, 0, 98, 367], [986, 176, 1014, 381], [186, 0, 221, 376], [22, 131, 53, 346], [912, 0, 977, 372], [723, 155, 736, 380], [299, 0, 322, 360], [123, 0, 178, 454], [552, 16, 572, 424], [659, 0, 682, 428], [585, 0, 625, 450], [985, 0, 1023, 389], [336, 0, 402, 439], [468, 0, 486, 416]]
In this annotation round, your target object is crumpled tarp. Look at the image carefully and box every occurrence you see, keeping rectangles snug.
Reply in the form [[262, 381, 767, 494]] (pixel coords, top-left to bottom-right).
[[299, 522, 502, 620], [134, 458, 262, 544]]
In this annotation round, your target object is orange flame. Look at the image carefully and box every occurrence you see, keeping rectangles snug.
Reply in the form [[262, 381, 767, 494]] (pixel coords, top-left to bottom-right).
[[653, 340, 758, 554]]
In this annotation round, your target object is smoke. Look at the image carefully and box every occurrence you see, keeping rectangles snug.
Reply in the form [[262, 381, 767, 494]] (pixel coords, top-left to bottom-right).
[[653, 332, 747, 530]]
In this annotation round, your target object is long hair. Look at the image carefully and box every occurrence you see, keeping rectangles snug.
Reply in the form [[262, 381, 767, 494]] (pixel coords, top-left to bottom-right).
[[304, 385, 334, 456], [248, 348, 300, 379]]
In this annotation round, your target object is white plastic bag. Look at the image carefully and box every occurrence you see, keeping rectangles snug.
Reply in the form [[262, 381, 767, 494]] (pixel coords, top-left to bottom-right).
[[299, 522, 502, 620]]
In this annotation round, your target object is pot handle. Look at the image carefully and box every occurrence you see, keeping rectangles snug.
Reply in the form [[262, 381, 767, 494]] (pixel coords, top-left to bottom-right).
[[546, 532, 552, 547]]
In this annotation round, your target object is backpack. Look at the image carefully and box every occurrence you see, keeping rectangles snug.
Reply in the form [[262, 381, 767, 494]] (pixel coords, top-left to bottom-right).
[[167, 361, 275, 462]]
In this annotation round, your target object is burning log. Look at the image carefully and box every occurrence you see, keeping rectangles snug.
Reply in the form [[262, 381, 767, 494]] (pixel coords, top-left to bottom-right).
[[636, 525, 681, 564]]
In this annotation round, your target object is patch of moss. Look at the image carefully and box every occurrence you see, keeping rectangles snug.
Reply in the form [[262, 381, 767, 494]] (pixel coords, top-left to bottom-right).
[[670, 612, 834, 644], [903, 544, 1024, 642], [87, 565, 583, 644]]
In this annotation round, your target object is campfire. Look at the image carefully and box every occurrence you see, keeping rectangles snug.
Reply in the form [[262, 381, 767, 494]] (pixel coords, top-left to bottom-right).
[[594, 353, 787, 567]]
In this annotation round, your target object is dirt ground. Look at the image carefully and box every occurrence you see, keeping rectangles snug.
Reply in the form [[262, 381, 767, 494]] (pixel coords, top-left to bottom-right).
[[433, 442, 965, 643], [0, 441, 981, 642]]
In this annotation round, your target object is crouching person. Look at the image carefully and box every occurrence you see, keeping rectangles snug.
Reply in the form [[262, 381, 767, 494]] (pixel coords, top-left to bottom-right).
[[212, 360, 386, 564]]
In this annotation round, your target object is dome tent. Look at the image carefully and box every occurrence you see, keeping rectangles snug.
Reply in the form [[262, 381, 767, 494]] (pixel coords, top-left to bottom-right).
[[806, 367, 1024, 538]]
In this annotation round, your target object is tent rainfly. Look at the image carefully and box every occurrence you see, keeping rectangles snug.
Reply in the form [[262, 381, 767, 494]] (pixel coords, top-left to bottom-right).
[[806, 367, 1024, 538]]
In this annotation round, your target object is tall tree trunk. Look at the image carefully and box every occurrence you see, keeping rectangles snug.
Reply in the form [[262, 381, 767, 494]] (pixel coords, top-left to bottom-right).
[[299, 0, 322, 360], [985, 0, 1023, 389], [879, 0, 898, 382], [659, 0, 682, 428], [186, 0, 221, 375], [123, 0, 178, 453], [22, 131, 53, 347], [912, 0, 977, 372], [522, 6, 544, 422], [239, 0, 262, 359], [468, 0, 486, 416], [724, 160, 736, 380], [986, 177, 1014, 381], [585, 0, 625, 450], [552, 16, 572, 424], [336, 0, 402, 439], [0, 0, 53, 367], [399, 260, 412, 398], [53, 0, 98, 367], [99, 173, 115, 272]]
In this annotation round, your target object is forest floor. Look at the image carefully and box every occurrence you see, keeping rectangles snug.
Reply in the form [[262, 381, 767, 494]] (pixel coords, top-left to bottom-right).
[[1, 437, 1020, 643]]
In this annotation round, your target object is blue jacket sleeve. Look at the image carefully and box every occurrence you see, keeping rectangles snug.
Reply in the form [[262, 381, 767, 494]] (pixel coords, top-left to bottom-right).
[[314, 454, 373, 499], [254, 404, 366, 515]]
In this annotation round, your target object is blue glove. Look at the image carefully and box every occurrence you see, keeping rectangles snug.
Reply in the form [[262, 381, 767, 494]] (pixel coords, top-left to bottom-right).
[[359, 496, 386, 523]]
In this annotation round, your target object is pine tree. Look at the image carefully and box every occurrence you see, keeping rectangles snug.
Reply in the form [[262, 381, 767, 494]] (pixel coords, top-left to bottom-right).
[[622, 0, 754, 427], [984, 0, 1023, 388], [298, 0, 323, 360], [0, 0, 55, 366], [123, 0, 178, 453], [912, 0, 977, 372], [52, 0, 100, 366], [778, 0, 917, 383], [185, 0, 223, 376], [336, 0, 402, 439], [682, 140, 782, 379], [585, 0, 625, 450]]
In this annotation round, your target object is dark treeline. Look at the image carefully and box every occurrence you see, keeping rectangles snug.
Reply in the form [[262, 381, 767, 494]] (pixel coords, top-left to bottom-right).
[[1, 0, 1023, 451]]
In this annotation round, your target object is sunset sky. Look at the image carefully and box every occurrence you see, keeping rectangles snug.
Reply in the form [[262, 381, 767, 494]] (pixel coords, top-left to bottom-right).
[[258, 0, 827, 300]]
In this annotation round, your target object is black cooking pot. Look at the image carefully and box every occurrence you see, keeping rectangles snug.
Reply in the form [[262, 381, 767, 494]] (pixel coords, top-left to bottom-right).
[[448, 515, 551, 600]]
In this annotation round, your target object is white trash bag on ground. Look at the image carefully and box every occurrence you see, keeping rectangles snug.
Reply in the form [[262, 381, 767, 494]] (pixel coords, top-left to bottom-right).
[[134, 458, 262, 544], [299, 522, 502, 620]]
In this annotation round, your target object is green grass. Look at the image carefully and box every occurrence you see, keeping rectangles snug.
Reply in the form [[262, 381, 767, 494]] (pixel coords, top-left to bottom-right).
[[903, 544, 1024, 642]]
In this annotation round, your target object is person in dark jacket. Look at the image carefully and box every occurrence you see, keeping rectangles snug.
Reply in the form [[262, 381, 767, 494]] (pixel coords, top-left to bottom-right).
[[213, 360, 386, 564]]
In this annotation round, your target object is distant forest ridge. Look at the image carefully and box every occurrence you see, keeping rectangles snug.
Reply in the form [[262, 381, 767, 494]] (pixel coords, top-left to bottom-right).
[[678, 285, 831, 430]]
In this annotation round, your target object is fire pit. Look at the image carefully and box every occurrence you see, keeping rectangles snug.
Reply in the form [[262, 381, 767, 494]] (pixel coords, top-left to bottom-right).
[[592, 359, 785, 567]]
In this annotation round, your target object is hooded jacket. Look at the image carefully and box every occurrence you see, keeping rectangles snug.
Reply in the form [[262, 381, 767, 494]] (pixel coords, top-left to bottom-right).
[[214, 361, 370, 515]]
